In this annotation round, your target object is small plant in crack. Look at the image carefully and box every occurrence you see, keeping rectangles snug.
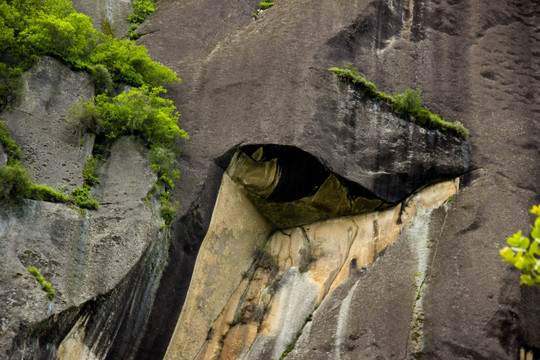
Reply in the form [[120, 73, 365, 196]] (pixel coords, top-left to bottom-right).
[[298, 247, 315, 273], [26, 266, 56, 300], [254, 243, 279, 274]]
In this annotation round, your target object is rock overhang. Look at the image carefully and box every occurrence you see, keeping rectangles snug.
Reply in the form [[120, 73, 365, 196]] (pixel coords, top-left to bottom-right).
[[221, 143, 466, 229]]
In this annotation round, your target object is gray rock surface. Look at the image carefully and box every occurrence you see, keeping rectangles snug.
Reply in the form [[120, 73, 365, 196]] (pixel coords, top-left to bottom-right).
[[1, 56, 95, 193], [0, 144, 7, 165], [0, 135, 160, 358], [1, 0, 538, 359], [0, 54, 164, 358], [72, 0, 134, 38]]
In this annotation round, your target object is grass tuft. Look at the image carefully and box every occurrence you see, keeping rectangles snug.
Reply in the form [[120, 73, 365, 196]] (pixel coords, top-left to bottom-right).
[[329, 65, 469, 141]]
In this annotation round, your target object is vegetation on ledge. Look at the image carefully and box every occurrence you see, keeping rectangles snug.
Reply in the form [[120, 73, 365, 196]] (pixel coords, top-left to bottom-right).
[[0, 0, 180, 110], [259, 2, 275, 10], [70, 85, 189, 224], [0, 0, 188, 225], [329, 65, 469, 141], [26, 266, 56, 300]]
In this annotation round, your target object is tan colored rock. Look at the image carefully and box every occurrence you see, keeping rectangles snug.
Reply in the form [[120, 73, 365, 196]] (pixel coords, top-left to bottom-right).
[[57, 316, 97, 360], [165, 175, 459, 359], [164, 173, 273, 360]]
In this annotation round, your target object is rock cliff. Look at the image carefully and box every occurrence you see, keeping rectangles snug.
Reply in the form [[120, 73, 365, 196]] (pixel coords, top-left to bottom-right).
[[1, 0, 539, 359], [0, 57, 168, 359]]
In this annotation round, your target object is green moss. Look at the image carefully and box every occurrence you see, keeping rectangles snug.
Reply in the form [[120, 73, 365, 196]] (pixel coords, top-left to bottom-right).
[[259, 2, 275, 10], [72, 185, 99, 210], [28, 184, 71, 203], [26, 266, 56, 300], [329, 66, 469, 141], [0, 119, 22, 159], [82, 156, 100, 186]]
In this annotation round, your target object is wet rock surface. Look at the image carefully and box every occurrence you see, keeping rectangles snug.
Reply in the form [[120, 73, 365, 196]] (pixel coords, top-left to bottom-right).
[[72, 0, 134, 38]]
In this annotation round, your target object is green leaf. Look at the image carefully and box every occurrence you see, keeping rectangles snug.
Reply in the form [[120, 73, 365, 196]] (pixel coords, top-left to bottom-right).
[[500, 247, 516, 263], [529, 241, 540, 256], [531, 222, 540, 240], [507, 231, 529, 249], [520, 274, 536, 286]]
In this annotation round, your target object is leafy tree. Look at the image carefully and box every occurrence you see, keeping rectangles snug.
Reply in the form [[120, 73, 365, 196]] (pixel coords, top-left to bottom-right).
[[0, 0, 180, 111], [71, 85, 188, 185], [89, 35, 179, 87], [20, 12, 96, 64], [500, 205, 540, 286]]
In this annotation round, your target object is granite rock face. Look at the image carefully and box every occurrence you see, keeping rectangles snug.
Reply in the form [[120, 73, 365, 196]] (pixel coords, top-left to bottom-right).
[[134, 0, 538, 358], [0, 59, 168, 359], [164, 162, 459, 360], [1, 0, 538, 359], [1, 56, 95, 193], [72, 0, 134, 38]]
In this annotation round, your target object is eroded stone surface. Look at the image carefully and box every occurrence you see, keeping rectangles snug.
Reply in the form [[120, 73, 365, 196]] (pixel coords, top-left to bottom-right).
[[1, 57, 95, 193], [164, 172, 458, 360], [0, 134, 161, 358], [0, 56, 163, 358], [138, 0, 538, 357], [164, 174, 273, 360], [72, 0, 134, 38]]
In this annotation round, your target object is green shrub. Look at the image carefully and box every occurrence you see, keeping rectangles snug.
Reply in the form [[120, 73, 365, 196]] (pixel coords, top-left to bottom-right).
[[72, 185, 99, 210], [159, 191, 177, 226], [20, 12, 96, 66], [127, 0, 155, 24], [329, 65, 469, 141], [83, 156, 100, 186], [70, 86, 188, 191], [500, 205, 540, 286], [0, 119, 21, 159], [90, 64, 113, 95], [0, 0, 179, 89], [259, 2, 275, 10], [1, 0, 186, 224], [126, 24, 140, 41], [89, 36, 180, 87], [392, 88, 422, 113], [0, 63, 23, 110], [0, 162, 32, 205]]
